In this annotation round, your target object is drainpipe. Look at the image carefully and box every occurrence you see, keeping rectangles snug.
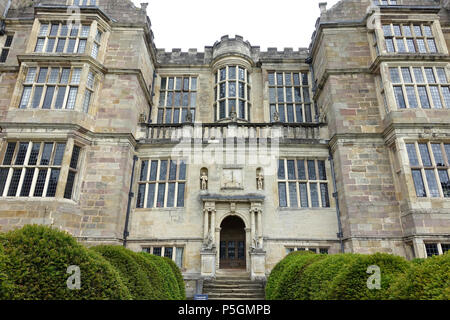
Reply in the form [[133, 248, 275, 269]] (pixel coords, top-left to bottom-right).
[[148, 70, 156, 124], [329, 147, 345, 253], [123, 155, 138, 247]]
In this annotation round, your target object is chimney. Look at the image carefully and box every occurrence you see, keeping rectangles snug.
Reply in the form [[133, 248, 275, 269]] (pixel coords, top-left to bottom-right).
[[141, 2, 149, 11], [319, 2, 327, 15]]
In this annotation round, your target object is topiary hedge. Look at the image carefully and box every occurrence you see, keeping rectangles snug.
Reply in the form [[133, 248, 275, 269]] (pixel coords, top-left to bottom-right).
[[328, 253, 410, 300], [389, 252, 450, 300], [265, 251, 312, 300], [297, 253, 361, 300], [265, 251, 448, 300], [163, 257, 186, 300], [0, 225, 132, 300], [91, 245, 157, 300], [0, 242, 14, 299], [138, 252, 183, 300], [128, 251, 167, 300], [273, 252, 326, 300]]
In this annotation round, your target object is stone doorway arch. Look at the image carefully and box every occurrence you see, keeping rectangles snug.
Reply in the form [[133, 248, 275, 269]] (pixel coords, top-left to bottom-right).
[[219, 215, 246, 269]]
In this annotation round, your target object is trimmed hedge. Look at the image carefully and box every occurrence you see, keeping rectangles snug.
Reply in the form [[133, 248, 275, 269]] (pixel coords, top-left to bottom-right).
[[328, 253, 410, 300], [298, 253, 361, 300], [129, 252, 167, 300], [265, 251, 313, 299], [91, 245, 156, 300], [266, 251, 449, 300], [274, 252, 326, 300], [0, 225, 132, 300], [0, 242, 14, 299], [163, 257, 186, 300], [389, 252, 450, 300], [138, 252, 183, 300]]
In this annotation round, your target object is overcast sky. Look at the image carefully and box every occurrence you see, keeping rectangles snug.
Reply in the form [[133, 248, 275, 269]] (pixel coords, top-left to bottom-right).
[[131, 0, 342, 51]]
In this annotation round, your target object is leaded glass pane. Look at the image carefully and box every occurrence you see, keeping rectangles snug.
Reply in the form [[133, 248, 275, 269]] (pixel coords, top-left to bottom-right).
[[390, 68, 401, 83], [406, 144, 419, 166], [425, 170, 439, 197], [288, 182, 298, 207], [417, 86, 430, 108], [278, 182, 287, 207], [419, 144, 432, 166], [412, 169, 426, 197]]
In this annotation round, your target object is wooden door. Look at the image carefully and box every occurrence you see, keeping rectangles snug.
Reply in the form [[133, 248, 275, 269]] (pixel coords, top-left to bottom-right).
[[219, 216, 246, 269]]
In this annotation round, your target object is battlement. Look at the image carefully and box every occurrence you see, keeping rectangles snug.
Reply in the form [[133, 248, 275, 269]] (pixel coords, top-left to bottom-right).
[[156, 35, 310, 65]]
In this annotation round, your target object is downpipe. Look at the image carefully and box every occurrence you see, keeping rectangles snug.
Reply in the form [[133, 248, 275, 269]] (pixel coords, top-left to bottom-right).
[[123, 155, 138, 247], [329, 147, 345, 253]]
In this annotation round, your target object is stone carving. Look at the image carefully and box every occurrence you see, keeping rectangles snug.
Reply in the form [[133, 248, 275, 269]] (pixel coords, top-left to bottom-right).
[[203, 232, 215, 250], [230, 110, 237, 122], [185, 111, 193, 123], [256, 171, 264, 190], [272, 111, 280, 122], [251, 236, 259, 250], [138, 113, 147, 123], [222, 168, 243, 189], [200, 170, 208, 190]]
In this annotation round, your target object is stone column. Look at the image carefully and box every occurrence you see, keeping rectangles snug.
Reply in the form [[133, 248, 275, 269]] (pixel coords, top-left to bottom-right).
[[250, 210, 256, 247], [211, 209, 216, 242], [203, 209, 209, 240], [257, 210, 263, 248], [201, 202, 217, 279]]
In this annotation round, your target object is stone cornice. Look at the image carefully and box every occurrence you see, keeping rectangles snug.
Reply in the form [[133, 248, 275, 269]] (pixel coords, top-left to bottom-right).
[[329, 133, 385, 153], [369, 54, 450, 73], [16, 54, 107, 74], [0, 122, 138, 147]]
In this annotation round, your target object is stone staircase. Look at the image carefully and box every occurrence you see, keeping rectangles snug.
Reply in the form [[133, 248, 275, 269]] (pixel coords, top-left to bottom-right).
[[203, 271, 266, 300]]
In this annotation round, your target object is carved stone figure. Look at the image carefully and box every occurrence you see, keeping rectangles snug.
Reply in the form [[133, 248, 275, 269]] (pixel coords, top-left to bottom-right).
[[203, 232, 215, 250], [273, 111, 280, 122], [257, 172, 264, 190], [200, 170, 208, 190], [185, 111, 192, 123], [230, 110, 237, 122]]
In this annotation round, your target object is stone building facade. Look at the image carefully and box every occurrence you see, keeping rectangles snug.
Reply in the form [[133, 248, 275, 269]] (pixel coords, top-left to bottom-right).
[[0, 0, 449, 297]]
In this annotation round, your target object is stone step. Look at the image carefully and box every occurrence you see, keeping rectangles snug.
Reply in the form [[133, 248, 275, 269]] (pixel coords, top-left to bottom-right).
[[215, 275, 251, 280], [207, 293, 266, 300], [204, 288, 264, 294], [206, 279, 258, 285], [204, 284, 264, 290]]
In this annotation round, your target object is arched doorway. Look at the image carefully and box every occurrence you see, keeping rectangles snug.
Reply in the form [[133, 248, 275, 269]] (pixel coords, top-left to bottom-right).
[[219, 216, 246, 269]]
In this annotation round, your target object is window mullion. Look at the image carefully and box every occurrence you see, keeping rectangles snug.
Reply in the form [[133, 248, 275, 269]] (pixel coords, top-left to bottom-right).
[[2, 168, 13, 197]]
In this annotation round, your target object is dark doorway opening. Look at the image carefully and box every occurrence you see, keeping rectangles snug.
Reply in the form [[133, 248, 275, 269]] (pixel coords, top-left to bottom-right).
[[219, 216, 246, 269]]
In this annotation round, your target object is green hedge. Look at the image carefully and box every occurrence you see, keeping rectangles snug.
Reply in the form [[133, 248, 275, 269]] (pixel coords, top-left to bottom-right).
[[0, 242, 14, 299], [328, 253, 410, 300], [266, 252, 423, 300], [129, 252, 167, 299], [0, 225, 131, 300], [274, 252, 326, 300], [389, 252, 450, 300], [298, 253, 361, 300], [91, 245, 157, 300], [163, 257, 186, 300], [265, 251, 313, 299], [138, 252, 184, 300]]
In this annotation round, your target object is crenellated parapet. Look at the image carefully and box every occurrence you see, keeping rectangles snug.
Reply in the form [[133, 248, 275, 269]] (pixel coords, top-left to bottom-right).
[[156, 35, 310, 66]]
